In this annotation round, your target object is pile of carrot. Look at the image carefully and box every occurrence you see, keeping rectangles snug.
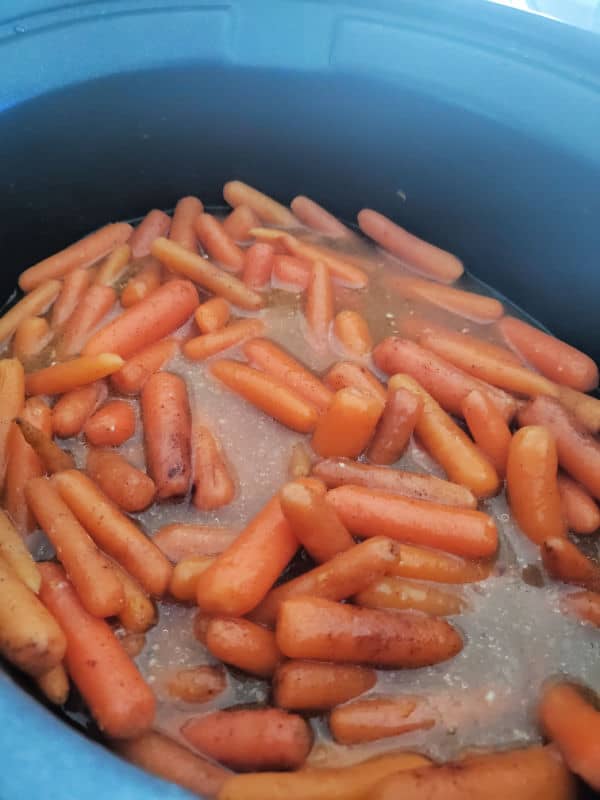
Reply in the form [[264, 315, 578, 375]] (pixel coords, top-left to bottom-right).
[[0, 179, 598, 799]]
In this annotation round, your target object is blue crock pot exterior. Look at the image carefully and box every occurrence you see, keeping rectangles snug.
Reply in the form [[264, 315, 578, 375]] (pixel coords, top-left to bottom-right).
[[1, 1, 600, 797]]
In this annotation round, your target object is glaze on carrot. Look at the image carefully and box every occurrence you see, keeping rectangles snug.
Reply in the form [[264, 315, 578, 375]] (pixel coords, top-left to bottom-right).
[[355, 577, 466, 616], [169, 196, 203, 252], [84, 399, 136, 447], [273, 661, 376, 711], [387, 542, 490, 584], [86, 449, 156, 513]]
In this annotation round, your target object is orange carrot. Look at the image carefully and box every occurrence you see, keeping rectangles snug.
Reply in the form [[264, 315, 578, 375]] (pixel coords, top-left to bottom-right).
[[562, 590, 600, 627], [0, 279, 61, 345], [210, 359, 319, 433], [243, 338, 333, 412], [39, 561, 155, 738], [291, 195, 355, 238], [129, 209, 171, 258], [388, 374, 500, 498], [243, 242, 274, 289], [558, 474, 600, 534], [462, 389, 512, 476], [110, 338, 178, 395], [389, 542, 489, 584], [557, 385, 600, 434], [311, 388, 382, 458], [330, 696, 435, 744], [19, 223, 133, 292], [110, 559, 156, 634], [95, 244, 132, 286], [355, 577, 466, 616], [183, 318, 265, 361], [333, 310, 372, 357], [541, 537, 600, 591], [26, 477, 124, 617], [539, 682, 600, 791], [153, 523, 237, 563], [204, 617, 280, 677], [166, 665, 227, 703], [195, 297, 231, 334], [169, 556, 215, 601], [119, 632, 146, 658], [0, 358, 25, 490], [305, 260, 334, 348], [36, 664, 69, 705], [86, 449, 156, 513], [53, 469, 172, 597], [182, 708, 312, 772], [0, 508, 41, 593], [272, 254, 311, 290], [506, 426, 566, 544], [83, 279, 199, 358], [327, 485, 498, 559], [388, 273, 503, 322], [13, 317, 51, 362], [499, 316, 598, 392], [56, 283, 117, 358], [222, 204, 262, 242], [323, 361, 387, 406], [223, 180, 297, 227], [169, 196, 203, 252], [151, 237, 264, 311], [367, 386, 422, 465], [120, 257, 162, 307], [52, 380, 108, 438], [141, 372, 191, 499], [195, 213, 246, 272], [15, 418, 74, 474], [192, 425, 236, 510], [84, 399, 136, 447], [51, 269, 93, 329], [276, 596, 462, 668], [280, 232, 368, 288], [26, 353, 124, 396], [273, 661, 376, 711]]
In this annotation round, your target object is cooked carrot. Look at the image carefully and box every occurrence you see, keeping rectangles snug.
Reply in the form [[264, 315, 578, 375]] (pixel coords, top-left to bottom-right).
[[13, 317, 51, 362], [153, 523, 237, 563], [327, 485, 497, 559], [110, 338, 178, 395], [251, 537, 399, 626], [541, 537, 600, 591], [304, 260, 335, 349], [95, 244, 132, 286], [506, 426, 566, 544], [26, 477, 124, 618], [539, 683, 600, 791], [129, 209, 171, 258], [367, 386, 422, 465], [120, 257, 162, 307], [51, 269, 93, 329], [86, 449, 156, 512], [223, 180, 297, 227], [84, 399, 136, 447], [388, 543, 490, 584], [311, 388, 382, 458], [243, 242, 274, 289], [222, 204, 262, 242], [110, 558, 157, 634], [388, 374, 501, 498], [562, 590, 600, 627], [388, 273, 503, 322], [291, 195, 355, 238], [15, 418, 75, 474], [119, 632, 147, 658], [169, 195, 204, 251], [39, 561, 155, 738], [0, 358, 25, 489], [151, 237, 264, 311], [117, 731, 229, 798], [52, 380, 107, 438], [518, 396, 600, 500], [5, 396, 52, 534], [195, 297, 231, 334], [374, 338, 517, 421], [276, 596, 462, 667], [499, 316, 598, 392], [0, 280, 61, 347], [183, 318, 265, 361], [355, 577, 466, 616], [192, 425, 236, 510], [83, 279, 199, 358], [288, 441, 313, 478], [26, 353, 124, 396], [272, 254, 311, 290], [243, 338, 333, 411], [195, 213, 246, 272], [210, 359, 319, 433], [371, 744, 574, 800], [19, 223, 133, 291], [279, 232, 368, 288], [557, 385, 600, 433], [53, 469, 172, 597], [273, 661, 376, 711], [169, 556, 215, 601], [462, 389, 512, 476], [558, 474, 600, 534], [182, 708, 312, 772], [195, 493, 298, 616], [0, 558, 66, 677], [166, 665, 227, 703], [332, 310, 372, 358], [0, 508, 41, 593], [56, 283, 117, 358], [323, 361, 387, 405], [330, 696, 434, 744], [279, 480, 354, 563], [36, 663, 69, 705], [204, 617, 280, 677]]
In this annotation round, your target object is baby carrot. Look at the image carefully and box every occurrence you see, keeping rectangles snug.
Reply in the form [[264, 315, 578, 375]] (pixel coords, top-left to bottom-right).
[[182, 708, 312, 772], [183, 318, 265, 361], [462, 389, 512, 476], [86, 449, 156, 512], [539, 683, 600, 791], [129, 209, 171, 258], [166, 665, 226, 703], [19, 223, 133, 291], [13, 317, 51, 362], [56, 283, 117, 358], [288, 441, 313, 478], [192, 425, 236, 510], [243, 242, 274, 289], [0, 508, 41, 593], [558, 474, 600, 534], [305, 260, 334, 349], [169, 195, 204, 251], [499, 316, 598, 392], [204, 617, 280, 677], [25, 353, 124, 396], [243, 338, 333, 412], [110, 338, 178, 395], [272, 254, 311, 290], [15, 418, 75, 474], [251, 537, 399, 627], [388, 374, 501, 498], [311, 388, 382, 458], [279, 480, 354, 563], [153, 523, 237, 562], [323, 361, 388, 406], [195, 297, 231, 334], [330, 696, 435, 744], [51, 269, 93, 329], [506, 426, 566, 544], [0, 358, 25, 489], [210, 359, 319, 433], [280, 233, 368, 288], [355, 577, 466, 616], [367, 386, 422, 464], [83, 279, 199, 358], [274, 661, 376, 711], [389, 542, 490, 583], [53, 469, 172, 597], [0, 279, 61, 346], [169, 556, 215, 601], [291, 195, 356, 238], [52, 380, 108, 438], [223, 180, 297, 227], [36, 664, 69, 705], [84, 399, 136, 447], [110, 559, 157, 634], [95, 244, 132, 286], [26, 477, 124, 617], [0, 558, 66, 677], [388, 273, 503, 322], [222, 204, 261, 242], [120, 257, 162, 307], [276, 596, 462, 668], [333, 310, 372, 357], [195, 213, 246, 272], [327, 485, 498, 559], [562, 590, 600, 627], [541, 537, 600, 591], [557, 385, 600, 433], [39, 561, 155, 739], [151, 237, 264, 311]]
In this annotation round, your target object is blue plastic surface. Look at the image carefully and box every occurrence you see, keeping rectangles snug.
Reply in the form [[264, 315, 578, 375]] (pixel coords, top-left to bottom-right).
[[0, 1, 599, 798]]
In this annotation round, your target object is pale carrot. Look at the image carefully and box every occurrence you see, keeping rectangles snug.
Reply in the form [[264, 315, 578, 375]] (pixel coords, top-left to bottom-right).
[[462, 389, 512, 476], [129, 209, 171, 258], [36, 664, 69, 705], [13, 317, 51, 362], [110, 559, 157, 634], [51, 269, 92, 329], [153, 523, 237, 563], [169, 196, 204, 251], [273, 661, 376, 711], [0, 508, 41, 593], [15, 418, 75, 474], [52, 380, 108, 438], [119, 632, 147, 658], [279, 232, 368, 288], [56, 284, 117, 358], [541, 537, 600, 591], [562, 590, 600, 627], [183, 318, 265, 361], [195, 213, 246, 272], [388, 273, 503, 322], [86, 449, 156, 512], [195, 297, 231, 334], [0, 358, 25, 489], [272, 254, 311, 290], [25, 353, 124, 396], [305, 260, 335, 349], [291, 195, 355, 238], [169, 556, 215, 601], [19, 223, 133, 291], [38, 561, 155, 739], [388, 542, 490, 584], [323, 361, 387, 406], [192, 425, 236, 510], [311, 388, 382, 458], [204, 617, 280, 677], [222, 204, 261, 242], [0, 279, 61, 347], [557, 385, 600, 434], [330, 696, 435, 744], [84, 400, 136, 447], [333, 310, 373, 357], [243, 242, 275, 288], [120, 257, 162, 307], [367, 386, 422, 465], [166, 665, 227, 703], [223, 180, 297, 226], [110, 338, 178, 395], [355, 577, 466, 616], [288, 441, 313, 478], [95, 244, 132, 286], [558, 474, 600, 534]]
